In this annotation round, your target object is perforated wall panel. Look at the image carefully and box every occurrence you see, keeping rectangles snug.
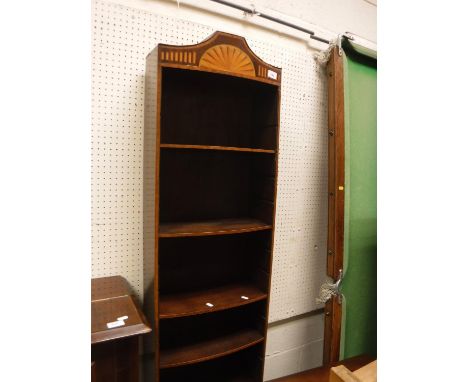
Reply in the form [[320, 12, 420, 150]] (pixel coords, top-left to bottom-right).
[[91, 0, 328, 322]]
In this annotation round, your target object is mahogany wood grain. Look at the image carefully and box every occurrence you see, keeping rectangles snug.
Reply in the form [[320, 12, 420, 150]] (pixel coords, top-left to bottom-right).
[[92, 336, 140, 382], [91, 296, 151, 344], [91, 361, 96, 382], [270, 355, 375, 382], [324, 45, 345, 365], [160, 328, 264, 368], [162, 59, 279, 86], [91, 295, 152, 344], [161, 67, 278, 150], [91, 276, 152, 382], [154, 60, 163, 382], [159, 218, 271, 238], [330, 296, 343, 366], [326, 46, 345, 281], [158, 231, 271, 299], [159, 302, 266, 370], [91, 275, 130, 301], [160, 143, 275, 154], [160, 344, 262, 381], [159, 282, 268, 318], [145, 31, 281, 381], [159, 149, 275, 224]]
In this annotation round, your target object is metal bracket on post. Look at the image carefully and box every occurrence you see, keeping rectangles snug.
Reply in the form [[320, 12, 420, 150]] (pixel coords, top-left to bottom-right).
[[337, 32, 354, 56], [330, 269, 343, 304]]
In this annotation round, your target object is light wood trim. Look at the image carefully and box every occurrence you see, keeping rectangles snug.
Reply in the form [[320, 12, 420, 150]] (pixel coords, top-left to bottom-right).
[[160, 62, 279, 86], [329, 361, 377, 382], [157, 31, 281, 85], [329, 365, 361, 382], [354, 361, 377, 382]]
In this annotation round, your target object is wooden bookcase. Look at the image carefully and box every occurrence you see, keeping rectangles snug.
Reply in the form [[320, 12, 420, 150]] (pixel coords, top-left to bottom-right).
[[144, 31, 281, 381]]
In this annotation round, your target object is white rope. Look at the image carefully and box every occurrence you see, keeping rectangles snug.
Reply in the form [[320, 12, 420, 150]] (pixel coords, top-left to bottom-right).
[[314, 42, 335, 66], [316, 276, 339, 304]]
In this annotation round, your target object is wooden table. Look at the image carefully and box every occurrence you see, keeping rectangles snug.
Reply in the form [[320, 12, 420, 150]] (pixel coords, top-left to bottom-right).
[[91, 276, 152, 382], [270, 355, 375, 382]]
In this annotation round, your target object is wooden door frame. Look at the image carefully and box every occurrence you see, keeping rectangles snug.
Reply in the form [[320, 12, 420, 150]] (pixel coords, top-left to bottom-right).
[[323, 45, 345, 365]]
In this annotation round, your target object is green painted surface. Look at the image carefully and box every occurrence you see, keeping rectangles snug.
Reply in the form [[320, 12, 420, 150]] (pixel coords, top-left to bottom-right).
[[340, 50, 377, 359]]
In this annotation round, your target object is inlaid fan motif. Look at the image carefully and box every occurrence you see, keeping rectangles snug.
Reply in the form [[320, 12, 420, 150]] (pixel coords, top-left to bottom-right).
[[199, 44, 255, 76]]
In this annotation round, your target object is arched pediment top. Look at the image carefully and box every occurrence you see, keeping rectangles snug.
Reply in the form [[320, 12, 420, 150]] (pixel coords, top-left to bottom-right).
[[157, 31, 281, 85]]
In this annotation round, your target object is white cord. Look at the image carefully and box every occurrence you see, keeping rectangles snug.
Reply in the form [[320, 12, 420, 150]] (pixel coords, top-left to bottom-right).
[[316, 276, 339, 304], [314, 42, 335, 66]]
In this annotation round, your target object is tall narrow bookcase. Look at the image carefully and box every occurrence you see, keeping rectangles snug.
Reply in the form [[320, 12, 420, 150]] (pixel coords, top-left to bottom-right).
[[144, 31, 281, 381]]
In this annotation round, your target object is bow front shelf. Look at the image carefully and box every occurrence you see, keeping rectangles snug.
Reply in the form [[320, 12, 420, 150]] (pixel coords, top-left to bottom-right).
[[159, 218, 272, 238], [144, 31, 281, 381], [159, 282, 268, 319]]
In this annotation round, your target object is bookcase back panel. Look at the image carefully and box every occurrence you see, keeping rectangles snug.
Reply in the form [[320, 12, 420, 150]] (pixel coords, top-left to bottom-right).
[[159, 231, 272, 294], [159, 149, 275, 223], [161, 68, 278, 150], [159, 344, 263, 382], [159, 301, 267, 347]]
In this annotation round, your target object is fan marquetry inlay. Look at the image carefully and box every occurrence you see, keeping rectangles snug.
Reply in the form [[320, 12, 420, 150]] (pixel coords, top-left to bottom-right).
[[199, 44, 255, 76]]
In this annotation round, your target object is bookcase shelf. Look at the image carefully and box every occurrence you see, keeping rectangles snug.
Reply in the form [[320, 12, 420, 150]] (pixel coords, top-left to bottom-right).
[[159, 218, 271, 238], [160, 344, 263, 382], [160, 328, 264, 368], [159, 302, 266, 370], [144, 31, 281, 382], [160, 143, 275, 154], [159, 282, 268, 319]]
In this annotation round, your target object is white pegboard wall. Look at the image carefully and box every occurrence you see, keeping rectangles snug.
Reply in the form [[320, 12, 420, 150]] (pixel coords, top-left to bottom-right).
[[91, 0, 328, 320]]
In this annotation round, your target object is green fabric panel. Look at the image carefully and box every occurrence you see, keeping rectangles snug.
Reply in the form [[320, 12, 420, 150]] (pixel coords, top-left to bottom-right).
[[340, 50, 377, 359]]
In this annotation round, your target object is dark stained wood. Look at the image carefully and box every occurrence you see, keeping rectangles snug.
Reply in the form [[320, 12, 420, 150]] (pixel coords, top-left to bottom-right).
[[324, 45, 345, 364], [91, 276, 152, 382], [159, 299, 266, 377], [91, 275, 130, 301], [92, 336, 140, 382], [160, 344, 263, 381], [158, 231, 271, 297], [144, 31, 281, 381], [159, 218, 271, 237], [160, 329, 264, 368], [91, 361, 96, 382], [323, 299, 333, 365], [154, 56, 163, 382], [327, 46, 345, 281], [160, 282, 268, 318], [270, 354, 375, 382], [91, 295, 152, 344], [323, 296, 343, 365], [257, 72, 281, 382], [160, 143, 275, 154], [159, 149, 275, 224], [160, 66, 278, 150], [91, 276, 152, 345]]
